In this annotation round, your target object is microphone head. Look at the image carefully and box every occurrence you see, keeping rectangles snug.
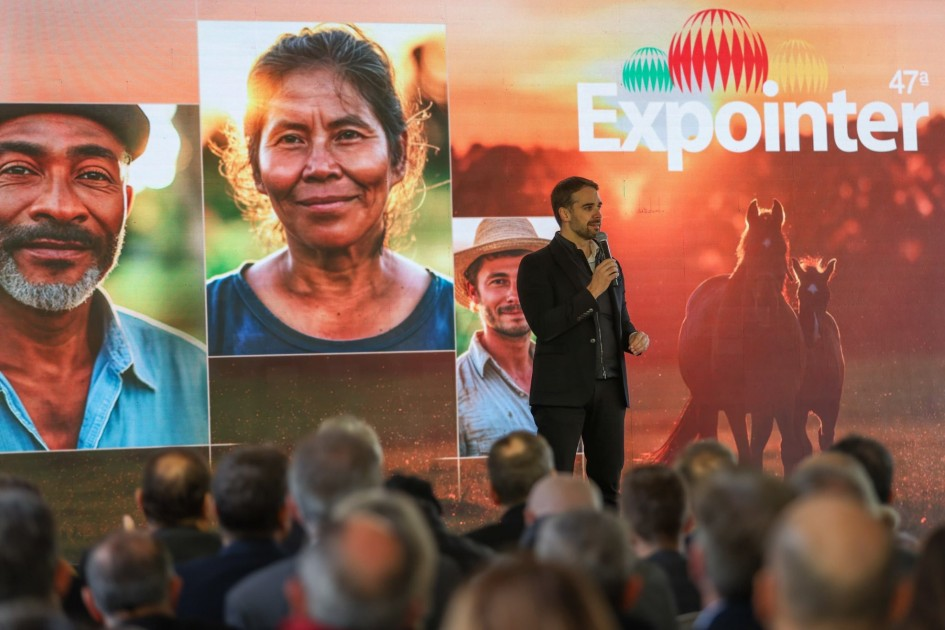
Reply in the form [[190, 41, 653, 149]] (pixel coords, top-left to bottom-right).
[[594, 231, 608, 243]]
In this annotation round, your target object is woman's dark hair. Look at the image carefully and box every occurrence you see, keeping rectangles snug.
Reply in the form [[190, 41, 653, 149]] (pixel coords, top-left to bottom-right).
[[217, 24, 427, 248]]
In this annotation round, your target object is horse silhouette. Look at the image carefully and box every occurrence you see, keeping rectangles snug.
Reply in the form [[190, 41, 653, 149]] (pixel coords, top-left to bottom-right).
[[649, 200, 806, 471], [792, 257, 845, 453]]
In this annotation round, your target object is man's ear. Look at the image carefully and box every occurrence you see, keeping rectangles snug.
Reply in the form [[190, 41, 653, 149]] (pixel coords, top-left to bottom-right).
[[620, 574, 643, 611], [168, 575, 183, 610], [81, 586, 104, 624], [201, 492, 214, 523], [488, 487, 502, 507], [557, 205, 570, 224], [286, 496, 305, 527], [889, 576, 914, 625], [53, 558, 75, 601], [123, 185, 135, 219], [524, 507, 536, 527], [285, 575, 308, 618], [467, 280, 481, 311], [134, 488, 145, 517], [277, 501, 293, 540], [752, 567, 776, 626]]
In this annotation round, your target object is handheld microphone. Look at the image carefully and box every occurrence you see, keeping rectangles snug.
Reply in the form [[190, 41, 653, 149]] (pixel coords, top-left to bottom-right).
[[594, 232, 619, 288]]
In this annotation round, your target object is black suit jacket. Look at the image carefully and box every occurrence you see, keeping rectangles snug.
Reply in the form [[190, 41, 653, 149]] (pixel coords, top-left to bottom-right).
[[176, 538, 285, 625], [517, 234, 636, 408], [464, 503, 526, 553]]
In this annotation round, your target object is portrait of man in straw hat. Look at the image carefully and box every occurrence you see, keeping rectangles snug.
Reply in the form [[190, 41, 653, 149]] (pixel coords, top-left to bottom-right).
[[454, 218, 549, 456]]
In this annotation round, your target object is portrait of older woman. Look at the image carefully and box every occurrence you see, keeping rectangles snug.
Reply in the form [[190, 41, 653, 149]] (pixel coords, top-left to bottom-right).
[[203, 23, 454, 355]]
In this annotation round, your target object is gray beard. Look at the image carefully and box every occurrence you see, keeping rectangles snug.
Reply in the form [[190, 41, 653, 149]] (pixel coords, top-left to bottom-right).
[[0, 228, 124, 312]]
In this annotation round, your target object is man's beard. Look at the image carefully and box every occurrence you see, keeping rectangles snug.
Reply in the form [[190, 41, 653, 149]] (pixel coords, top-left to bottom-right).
[[0, 223, 124, 312], [482, 304, 531, 338]]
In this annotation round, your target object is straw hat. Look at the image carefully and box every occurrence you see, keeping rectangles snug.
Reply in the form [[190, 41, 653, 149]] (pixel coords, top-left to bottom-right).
[[454, 217, 549, 309]]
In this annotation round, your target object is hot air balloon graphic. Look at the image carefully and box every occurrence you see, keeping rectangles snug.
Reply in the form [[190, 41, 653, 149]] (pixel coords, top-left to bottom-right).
[[668, 8, 768, 93], [770, 39, 828, 94], [622, 46, 674, 92]]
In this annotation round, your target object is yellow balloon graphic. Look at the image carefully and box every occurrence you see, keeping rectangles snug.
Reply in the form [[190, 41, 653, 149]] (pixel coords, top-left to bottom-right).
[[770, 39, 828, 95]]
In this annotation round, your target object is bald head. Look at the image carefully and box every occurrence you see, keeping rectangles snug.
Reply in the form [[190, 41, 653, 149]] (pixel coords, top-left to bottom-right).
[[139, 449, 211, 527], [525, 475, 602, 523], [763, 495, 896, 629], [487, 431, 554, 506]]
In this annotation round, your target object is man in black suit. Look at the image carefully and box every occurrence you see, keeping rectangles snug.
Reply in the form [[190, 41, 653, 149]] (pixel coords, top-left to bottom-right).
[[517, 176, 649, 505], [224, 417, 385, 630], [137, 449, 221, 564], [175, 446, 288, 625], [465, 430, 554, 551]]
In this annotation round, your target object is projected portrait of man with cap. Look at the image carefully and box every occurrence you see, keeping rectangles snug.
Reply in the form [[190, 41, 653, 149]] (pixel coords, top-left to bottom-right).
[[0, 103, 208, 451], [454, 218, 549, 456]]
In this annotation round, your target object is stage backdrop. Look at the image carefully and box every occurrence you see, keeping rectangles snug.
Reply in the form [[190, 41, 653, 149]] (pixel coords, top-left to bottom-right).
[[0, 0, 943, 558]]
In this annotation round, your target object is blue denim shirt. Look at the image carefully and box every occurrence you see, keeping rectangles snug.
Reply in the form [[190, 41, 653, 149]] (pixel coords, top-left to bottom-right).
[[456, 330, 536, 457], [0, 291, 209, 451]]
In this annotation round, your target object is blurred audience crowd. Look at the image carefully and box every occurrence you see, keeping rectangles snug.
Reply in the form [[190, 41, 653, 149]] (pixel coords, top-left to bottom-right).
[[1, 422, 940, 630]]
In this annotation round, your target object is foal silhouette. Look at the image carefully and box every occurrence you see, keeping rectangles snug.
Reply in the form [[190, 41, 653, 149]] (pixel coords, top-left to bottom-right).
[[792, 257, 845, 454]]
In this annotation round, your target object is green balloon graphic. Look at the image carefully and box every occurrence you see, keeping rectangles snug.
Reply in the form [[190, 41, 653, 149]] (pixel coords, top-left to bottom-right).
[[622, 47, 674, 92]]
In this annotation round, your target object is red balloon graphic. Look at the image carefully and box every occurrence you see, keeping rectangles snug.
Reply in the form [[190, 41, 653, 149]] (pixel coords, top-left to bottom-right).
[[669, 9, 768, 93]]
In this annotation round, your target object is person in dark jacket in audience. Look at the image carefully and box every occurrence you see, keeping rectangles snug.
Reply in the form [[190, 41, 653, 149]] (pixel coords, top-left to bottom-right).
[[137, 449, 221, 564], [465, 430, 554, 552], [620, 465, 700, 615], [176, 446, 289, 624]]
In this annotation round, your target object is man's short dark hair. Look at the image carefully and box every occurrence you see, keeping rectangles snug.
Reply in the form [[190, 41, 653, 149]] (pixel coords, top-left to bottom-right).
[[85, 531, 174, 616], [0, 488, 57, 602], [487, 431, 554, 505], [139, 449, 212, 527], [695, 469, 795, 600], [620, 465, 686, 544], [550, 176, 598, 226], [212, 446, 288, 537], [829, 435, 894, 505]]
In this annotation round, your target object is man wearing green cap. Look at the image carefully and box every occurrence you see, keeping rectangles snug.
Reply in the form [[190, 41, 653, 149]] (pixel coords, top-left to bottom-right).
[[454, 217, 549, 457], [0, 103, 208, 451]]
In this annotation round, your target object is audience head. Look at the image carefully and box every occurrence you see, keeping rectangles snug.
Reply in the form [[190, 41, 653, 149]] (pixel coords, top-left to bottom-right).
[[829, 434, 895, 505], [82, 531, 177, 627], [535, 509, 637, 611], [211, 445, 288, 539], [789, 452, 883, 517], [295, 489, 436, 630], [0, 599, 73, 630], [443, 556, 618, 630], [487, 431, 554, 507], [693, 468, 794, 601], [757, 494, 898, 630], [620, 464, 686, 550], [900, 525, 945, 630], [674, 439, 737, 493], [0, 487, 58, 603], [136, 449, 212, 528], [289, 415, 384, 531], [525, 475, 602, 525]]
